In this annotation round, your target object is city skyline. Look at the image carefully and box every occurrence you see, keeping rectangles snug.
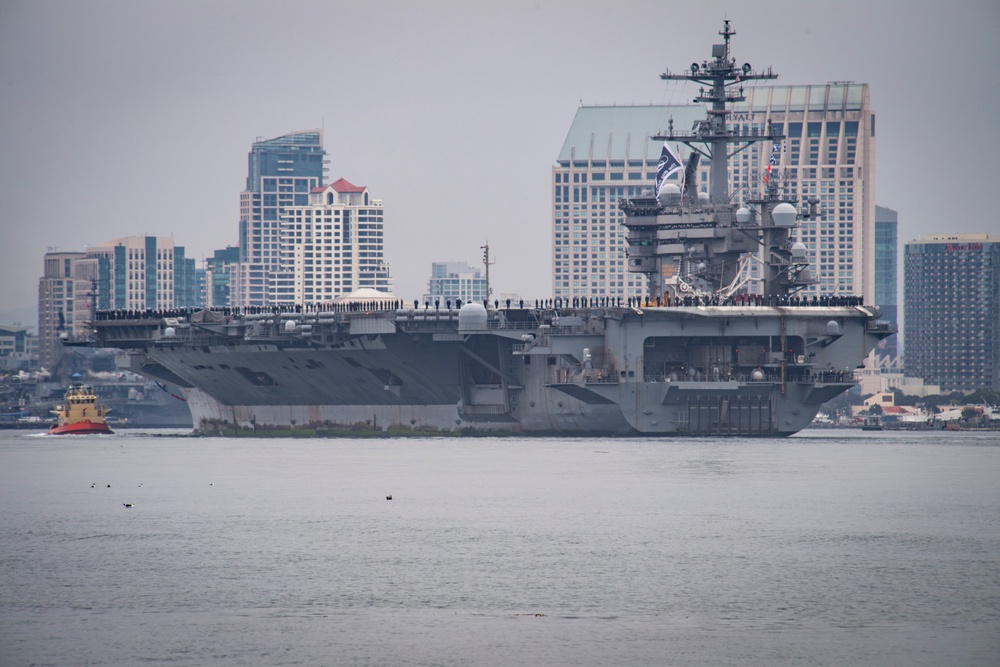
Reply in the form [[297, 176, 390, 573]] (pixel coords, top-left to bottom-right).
[[2, 0, 999, 320]]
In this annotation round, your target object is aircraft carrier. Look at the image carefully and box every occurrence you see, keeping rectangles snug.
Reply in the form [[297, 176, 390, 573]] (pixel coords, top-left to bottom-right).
[[85, 21, 893, 436]]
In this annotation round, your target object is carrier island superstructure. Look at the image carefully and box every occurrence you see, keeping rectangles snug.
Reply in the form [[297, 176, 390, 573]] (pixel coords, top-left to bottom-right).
[[85, 21, 893, 436]]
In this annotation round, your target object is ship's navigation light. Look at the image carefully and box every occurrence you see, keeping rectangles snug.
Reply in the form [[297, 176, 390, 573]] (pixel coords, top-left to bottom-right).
[[743, 63, 752, 74], [691, 62, 700, 73]]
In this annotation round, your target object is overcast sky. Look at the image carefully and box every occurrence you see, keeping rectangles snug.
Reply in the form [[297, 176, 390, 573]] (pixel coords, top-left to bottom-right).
[[1, 0, 998, 321]]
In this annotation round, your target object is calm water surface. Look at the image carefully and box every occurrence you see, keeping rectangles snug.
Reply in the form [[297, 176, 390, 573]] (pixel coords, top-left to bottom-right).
[[1, 429, 998, 666]]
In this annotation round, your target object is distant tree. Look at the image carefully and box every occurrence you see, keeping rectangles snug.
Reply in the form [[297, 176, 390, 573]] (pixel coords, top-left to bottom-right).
[[889, 388, 920, 407], [921, 393, 954, 410], [867, 403, 883, 416], [965, 389, 1000, 406], [820, 389, 865, 419]]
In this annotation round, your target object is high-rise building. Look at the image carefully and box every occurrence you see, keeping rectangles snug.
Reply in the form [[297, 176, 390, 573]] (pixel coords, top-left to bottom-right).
[[37, 251, 101, 368], [553, 84, 876, 302], [874, 205, 899, 364], [203, 246, 240, 308], [423, 262, 487, 305], [85, 236, 196, 312], [904, 233, 1000, 392], [276, 178, 391, 303], [37, 239, 195, 368], [234, 130, 327, 307], [553, 105, 704, 300]]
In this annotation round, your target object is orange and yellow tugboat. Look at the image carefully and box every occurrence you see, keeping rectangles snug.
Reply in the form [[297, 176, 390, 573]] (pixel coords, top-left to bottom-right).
[[49, 384, 113, 435]]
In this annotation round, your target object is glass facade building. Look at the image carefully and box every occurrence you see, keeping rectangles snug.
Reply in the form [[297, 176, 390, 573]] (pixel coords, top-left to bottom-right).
[[204, 246, 240, 308], [874, 205, 899, 363], [235, 130, 327, 306], [86, 236, 195, 312], [904, 234, 1000, 392]]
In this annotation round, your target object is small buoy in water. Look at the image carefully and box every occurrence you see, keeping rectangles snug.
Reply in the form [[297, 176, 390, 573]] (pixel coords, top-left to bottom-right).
[[386, 494, 393, 500], [91, 483, 95, 488], [123, 503, 134, 508], [107, 484, 111, 488]]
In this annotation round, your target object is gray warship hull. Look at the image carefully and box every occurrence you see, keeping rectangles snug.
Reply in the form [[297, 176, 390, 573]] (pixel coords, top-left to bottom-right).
[[97, 303, 889, 436], [86, 19, 893, 434]]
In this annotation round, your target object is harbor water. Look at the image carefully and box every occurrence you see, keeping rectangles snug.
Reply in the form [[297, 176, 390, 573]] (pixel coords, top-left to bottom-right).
[[1, 429, 998, 666]]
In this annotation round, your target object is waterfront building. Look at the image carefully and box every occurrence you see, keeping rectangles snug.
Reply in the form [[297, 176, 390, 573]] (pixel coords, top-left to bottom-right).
[[423, 262, 487, 306], [203, 246, 240, 308], [0, 325, 36, 372], [855, 367, 940, 398], [553, 84, 876, 302], [37, 252, 101, 368], [873, 205, 899, 364], [276, 178, 391, 304], [85, 236, 196, 312], [233, 130, 327, 307], [904, 233, 1000, 392]]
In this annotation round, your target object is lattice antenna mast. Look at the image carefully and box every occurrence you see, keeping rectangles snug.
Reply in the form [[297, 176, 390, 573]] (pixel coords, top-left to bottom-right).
[[658, 19, 780, 203], [481, 243, 495, 305]]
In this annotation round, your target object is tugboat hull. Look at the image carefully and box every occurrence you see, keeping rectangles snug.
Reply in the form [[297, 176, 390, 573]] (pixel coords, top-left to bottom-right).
[[49, 420, 114, 435]]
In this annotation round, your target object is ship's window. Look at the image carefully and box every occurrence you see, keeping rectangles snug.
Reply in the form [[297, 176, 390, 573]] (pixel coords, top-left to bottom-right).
[[547, 357, 556, 365], [523, 357, 531, 365]]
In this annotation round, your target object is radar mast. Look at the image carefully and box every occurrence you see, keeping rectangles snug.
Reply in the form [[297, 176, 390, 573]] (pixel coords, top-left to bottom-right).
[[620, 20, 816, 302]]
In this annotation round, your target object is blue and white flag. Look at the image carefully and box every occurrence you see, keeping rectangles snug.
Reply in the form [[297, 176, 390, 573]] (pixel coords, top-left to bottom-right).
[[655, 141, 683, 195]]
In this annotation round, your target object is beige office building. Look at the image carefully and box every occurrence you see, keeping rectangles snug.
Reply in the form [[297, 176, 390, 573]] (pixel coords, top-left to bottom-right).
[[37, 252, 100, 368], [553, 83, 876, 302]]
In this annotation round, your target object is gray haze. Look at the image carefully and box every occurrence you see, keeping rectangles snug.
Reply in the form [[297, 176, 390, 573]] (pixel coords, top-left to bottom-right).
[[1, 0, 998, 320]]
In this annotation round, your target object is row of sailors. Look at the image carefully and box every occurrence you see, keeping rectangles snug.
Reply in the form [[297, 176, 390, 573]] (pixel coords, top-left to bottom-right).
[[94, 301, 408, 320], [93, 292, 865, 323]]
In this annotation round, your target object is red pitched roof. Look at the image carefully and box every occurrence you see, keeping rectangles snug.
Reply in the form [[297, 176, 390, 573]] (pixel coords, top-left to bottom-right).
[[329, 177, 365, 193]]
